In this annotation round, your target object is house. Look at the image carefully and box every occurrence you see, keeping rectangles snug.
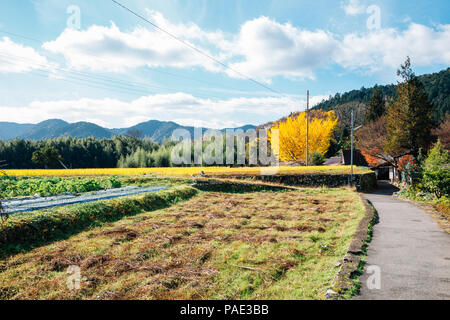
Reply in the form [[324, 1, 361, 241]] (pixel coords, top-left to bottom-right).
[[340, 150, 369, 167], [340, 149, 402, 181], [324, 156, 342, 166]]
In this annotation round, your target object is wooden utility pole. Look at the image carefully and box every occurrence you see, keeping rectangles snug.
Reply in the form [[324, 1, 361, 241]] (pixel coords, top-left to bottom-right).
[[306, 90, 309, 166], [350, 109, 354, 186]]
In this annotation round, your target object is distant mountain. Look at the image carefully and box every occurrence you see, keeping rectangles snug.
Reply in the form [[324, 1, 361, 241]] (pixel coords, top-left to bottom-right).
[[222, 125, 257, 132], [0, 119, 257, 143], [52, 122, 113, 139], [116, 120, 189, 142], [18, 119, 69, 140], [313, 67, 450, 124], [0, 122, 34, 140]]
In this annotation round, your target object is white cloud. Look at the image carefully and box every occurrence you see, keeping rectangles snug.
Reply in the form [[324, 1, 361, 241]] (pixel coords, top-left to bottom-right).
[[42, 11, 230, 73], [342, 0, 365, 15], [0, 37, 52, 73], [0, 93, 326, 129], [41, 10, 450, 81], [335, 23, 450, 71], [0, 8, 441, 83], [228, 17, 337, 81]]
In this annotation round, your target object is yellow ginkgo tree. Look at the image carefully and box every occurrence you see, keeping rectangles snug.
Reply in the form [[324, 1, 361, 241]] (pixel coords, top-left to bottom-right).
[[268, 110, 338, 163]]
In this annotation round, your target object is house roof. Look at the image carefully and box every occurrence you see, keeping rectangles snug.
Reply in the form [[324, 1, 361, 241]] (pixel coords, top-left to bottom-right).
[[324, 156, 342, 166]]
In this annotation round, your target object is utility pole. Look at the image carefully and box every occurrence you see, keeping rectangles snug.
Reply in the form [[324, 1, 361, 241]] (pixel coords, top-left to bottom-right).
[[306, 90, 309, 166], [350, 109, 354, 187]]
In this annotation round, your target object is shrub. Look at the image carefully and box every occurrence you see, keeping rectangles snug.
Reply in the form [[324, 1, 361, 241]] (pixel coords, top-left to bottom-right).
[[422, 169, 450, 198], [311, 152, 325, 166], [421, 139, 449, 198], [434, 196, 450, 219]]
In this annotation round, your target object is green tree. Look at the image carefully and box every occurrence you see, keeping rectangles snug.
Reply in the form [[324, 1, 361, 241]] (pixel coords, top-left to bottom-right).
[[386, 57, 435, 157], [311, 152, 325, 165], [421, 139, 450, 198], [365, 87, 385, 123], [32, 146, 63, 169]]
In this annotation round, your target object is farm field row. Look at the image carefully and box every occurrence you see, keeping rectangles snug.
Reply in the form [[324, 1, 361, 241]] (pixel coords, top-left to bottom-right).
[[0, 175, 188, 199], [2, 165, 371, 177], [0, 187, 365, 300]]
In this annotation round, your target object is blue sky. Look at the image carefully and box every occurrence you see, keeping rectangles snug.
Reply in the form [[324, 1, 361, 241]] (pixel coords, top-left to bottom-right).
[[0, 0, 449, 128]]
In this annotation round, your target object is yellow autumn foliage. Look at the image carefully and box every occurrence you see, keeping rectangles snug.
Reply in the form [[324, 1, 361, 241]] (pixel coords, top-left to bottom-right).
[[268, 110, 338, 163], [3, 165, 371, 177]]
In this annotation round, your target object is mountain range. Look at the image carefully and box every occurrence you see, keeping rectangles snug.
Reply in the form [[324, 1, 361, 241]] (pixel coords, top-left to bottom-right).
[[2, 68, 448, 143], [0, 119, 257, 143]]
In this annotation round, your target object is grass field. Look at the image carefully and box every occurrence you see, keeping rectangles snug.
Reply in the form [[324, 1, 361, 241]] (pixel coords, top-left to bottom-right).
[[0, 187, 365, 300], [2, 165, 371, 177]]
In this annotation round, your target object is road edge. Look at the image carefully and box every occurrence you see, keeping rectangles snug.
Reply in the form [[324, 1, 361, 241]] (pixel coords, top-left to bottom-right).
[[324, 194, 378, 300]]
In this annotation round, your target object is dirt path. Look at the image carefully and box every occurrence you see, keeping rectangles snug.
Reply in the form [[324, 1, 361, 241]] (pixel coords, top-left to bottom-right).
[[355, 182, 450, 300]]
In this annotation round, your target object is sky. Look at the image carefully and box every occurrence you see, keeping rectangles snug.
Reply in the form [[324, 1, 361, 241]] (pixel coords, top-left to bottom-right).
[[0, 0, 449, 129]]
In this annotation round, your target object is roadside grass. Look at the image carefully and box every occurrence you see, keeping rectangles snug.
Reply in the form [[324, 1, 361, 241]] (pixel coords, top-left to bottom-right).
[[342, 201, 379, 299], [0, 188, 365, 300]]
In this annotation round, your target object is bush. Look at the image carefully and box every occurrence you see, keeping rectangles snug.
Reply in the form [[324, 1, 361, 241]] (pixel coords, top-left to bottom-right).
[[434, 196, 450, 219], [421, 140, 449, 198], [0, 185, 198, 256], [422, 169, 450, 198], [311, 152, 325, 166]]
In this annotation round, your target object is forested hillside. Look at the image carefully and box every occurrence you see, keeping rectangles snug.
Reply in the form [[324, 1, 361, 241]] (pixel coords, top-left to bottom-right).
[[314, 68, 450, 123], [0, 136, 159, 169]]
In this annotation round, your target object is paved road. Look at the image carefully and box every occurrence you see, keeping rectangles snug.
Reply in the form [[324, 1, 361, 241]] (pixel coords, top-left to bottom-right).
[[355, 181, 450, 300]]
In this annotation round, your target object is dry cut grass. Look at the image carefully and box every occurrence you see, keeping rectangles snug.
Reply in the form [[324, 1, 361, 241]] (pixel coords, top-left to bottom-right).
[[0, 188, 365, 300]]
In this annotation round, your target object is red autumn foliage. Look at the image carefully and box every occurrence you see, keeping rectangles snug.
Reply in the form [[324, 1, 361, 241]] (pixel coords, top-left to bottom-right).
[[398, 155, 418, 172]]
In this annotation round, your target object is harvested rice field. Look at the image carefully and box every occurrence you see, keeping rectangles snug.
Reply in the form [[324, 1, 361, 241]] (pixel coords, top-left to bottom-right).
[[0, 188, 365, 300]]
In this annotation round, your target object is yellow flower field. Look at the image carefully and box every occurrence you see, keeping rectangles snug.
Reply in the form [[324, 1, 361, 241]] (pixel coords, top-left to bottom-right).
[[2, 165, 371, 177]]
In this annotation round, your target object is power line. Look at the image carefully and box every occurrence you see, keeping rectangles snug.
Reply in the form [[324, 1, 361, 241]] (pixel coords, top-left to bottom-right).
[[111, 0, 283, 96], [0, 28, 264, 98], [0, 52, 237, 100], [0, 30, 42, 43]]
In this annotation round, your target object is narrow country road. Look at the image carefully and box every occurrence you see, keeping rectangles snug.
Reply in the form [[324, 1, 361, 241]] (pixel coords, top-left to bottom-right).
[[355, 181, 450, 300]]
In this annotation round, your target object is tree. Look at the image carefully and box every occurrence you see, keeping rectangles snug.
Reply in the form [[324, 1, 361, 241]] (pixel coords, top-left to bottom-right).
[[32, 146, 63, 169], [385, 57, 435, 158], [365, 87, 385, 123], [356, 117, 394, 166], [311, 152, 325, 165], [125, 129, 144, 139], [268, 110, 338, 164], [433, 113, 450, 149], [421, 139, 450, 198]]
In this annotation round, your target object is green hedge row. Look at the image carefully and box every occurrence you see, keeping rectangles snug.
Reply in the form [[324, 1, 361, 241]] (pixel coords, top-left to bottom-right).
[[0, 185, 198, 256], [194, 178, 292, 193], [210, 172, 378, 191]]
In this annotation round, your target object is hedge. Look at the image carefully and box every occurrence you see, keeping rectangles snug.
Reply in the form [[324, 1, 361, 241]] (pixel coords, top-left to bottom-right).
[[194, 178, 292, 193], [210, 172, 377, 191], [0, 185, 198, 256]]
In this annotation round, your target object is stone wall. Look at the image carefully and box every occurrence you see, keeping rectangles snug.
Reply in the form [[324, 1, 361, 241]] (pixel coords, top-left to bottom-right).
[[211, 172, 377, 191]]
